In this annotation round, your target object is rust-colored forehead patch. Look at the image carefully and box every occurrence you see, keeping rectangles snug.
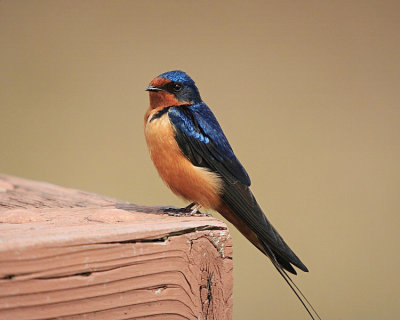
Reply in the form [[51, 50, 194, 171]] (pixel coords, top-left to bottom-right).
[[149, 77, 171, 88]]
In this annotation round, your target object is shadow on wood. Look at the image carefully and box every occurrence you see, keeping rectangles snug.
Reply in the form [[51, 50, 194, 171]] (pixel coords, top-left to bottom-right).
[[0, 175, 233, 320]]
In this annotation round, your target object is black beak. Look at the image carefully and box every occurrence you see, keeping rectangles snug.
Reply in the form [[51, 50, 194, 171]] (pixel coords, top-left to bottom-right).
[[145, 86, 162, 92]]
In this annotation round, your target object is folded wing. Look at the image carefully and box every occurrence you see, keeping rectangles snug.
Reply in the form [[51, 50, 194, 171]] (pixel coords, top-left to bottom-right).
[[168, 103, 308, 273]]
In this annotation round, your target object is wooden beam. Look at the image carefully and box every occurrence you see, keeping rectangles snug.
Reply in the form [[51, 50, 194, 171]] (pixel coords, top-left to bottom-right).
[[0, 175, 233, 320]]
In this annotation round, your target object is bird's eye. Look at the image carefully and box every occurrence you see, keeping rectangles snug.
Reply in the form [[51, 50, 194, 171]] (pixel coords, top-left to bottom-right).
[[172, 83, 183, 92]]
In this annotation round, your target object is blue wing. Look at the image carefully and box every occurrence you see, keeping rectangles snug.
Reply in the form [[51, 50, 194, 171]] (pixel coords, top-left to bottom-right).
[[169, 103, 308, 274], [168, 103, 251, 186]]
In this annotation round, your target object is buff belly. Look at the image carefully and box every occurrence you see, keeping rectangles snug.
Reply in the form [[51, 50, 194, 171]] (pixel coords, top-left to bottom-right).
[[145, 112, 222, 209]]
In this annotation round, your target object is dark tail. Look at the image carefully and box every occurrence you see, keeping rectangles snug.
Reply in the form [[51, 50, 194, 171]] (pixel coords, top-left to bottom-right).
[[262, 241, 322, 320], [220, 181, 308, 273], [218, 181, 322, 319]]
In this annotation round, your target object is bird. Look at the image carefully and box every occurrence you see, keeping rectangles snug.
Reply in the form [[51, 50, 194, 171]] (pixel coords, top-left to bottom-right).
[[144, 70, 321, 319]]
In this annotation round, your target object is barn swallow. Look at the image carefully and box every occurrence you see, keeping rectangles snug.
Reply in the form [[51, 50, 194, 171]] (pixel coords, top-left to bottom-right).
[[144, 70, 321, 319]]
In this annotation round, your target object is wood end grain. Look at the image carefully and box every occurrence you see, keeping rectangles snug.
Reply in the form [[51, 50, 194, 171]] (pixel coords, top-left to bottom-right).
[[0, 175, 233, 320]]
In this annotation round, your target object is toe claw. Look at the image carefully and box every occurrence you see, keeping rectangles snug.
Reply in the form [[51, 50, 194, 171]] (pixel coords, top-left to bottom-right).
[[161, 204, 211, 217]]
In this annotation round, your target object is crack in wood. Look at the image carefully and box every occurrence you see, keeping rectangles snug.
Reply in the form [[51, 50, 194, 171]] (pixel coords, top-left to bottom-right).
[[0, 175, 233, 319]]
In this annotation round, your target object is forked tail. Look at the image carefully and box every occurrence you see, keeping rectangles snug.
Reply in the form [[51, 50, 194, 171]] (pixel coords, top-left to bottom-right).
[[263, 244, 322, 320]]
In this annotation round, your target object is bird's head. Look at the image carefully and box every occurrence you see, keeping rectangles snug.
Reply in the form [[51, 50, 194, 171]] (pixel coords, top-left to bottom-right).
[[146, 70, 202, 109]]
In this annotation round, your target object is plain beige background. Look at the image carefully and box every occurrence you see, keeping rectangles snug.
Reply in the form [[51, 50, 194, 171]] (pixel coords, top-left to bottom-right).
[[1, 1, 399, 319]]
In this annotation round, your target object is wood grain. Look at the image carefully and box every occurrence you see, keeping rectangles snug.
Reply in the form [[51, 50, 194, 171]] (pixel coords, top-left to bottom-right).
[[0, 175, 233, 320]]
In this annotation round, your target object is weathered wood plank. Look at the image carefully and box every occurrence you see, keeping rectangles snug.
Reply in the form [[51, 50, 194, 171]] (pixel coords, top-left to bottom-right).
[[0, 175, 233, 320]]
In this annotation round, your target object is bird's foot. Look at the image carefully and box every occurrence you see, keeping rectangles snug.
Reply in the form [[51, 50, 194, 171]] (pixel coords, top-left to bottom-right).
[[162, 203, 211, 217]]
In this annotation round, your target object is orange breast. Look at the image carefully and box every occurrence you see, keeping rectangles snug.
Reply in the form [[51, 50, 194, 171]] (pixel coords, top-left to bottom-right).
[[144, 109, 222, 209]]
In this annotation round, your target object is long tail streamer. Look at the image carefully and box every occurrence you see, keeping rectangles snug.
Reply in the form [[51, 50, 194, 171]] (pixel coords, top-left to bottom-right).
[[267, 248, 322, 320]]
